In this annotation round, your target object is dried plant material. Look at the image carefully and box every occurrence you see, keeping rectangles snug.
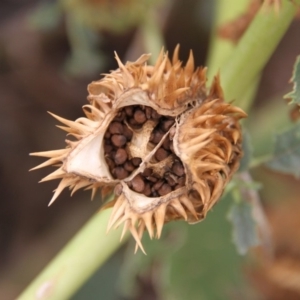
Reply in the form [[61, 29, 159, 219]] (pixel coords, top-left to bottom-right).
[[218, 0, 261, 43], [31, 47, 246, 252]]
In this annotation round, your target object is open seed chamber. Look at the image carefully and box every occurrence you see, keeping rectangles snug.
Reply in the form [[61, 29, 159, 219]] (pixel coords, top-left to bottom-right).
[[31, 47, 246, 252]]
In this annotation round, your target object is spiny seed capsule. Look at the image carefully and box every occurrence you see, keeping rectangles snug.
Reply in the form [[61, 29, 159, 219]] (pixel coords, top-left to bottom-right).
[[30, 46, 247, 254]]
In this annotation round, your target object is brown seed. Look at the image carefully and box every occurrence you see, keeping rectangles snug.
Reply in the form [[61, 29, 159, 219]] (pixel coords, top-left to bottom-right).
[[172, 161, 185, 176], [109, 122, 124, 135], [150, 129, 164, 144], [114, 148, 128, 165], [124, 106, 134, 117], [177, 175, 186, 187], [113, 167, 128, 179], [124, 161, 135, 172], [162, 137, 171, 150], [111, 134, 127, 147], [155, 148, 169, 161], [123, 125, 133, 141], [145, 106, 153, 119], [142, 168, 153, 177], [143, 183, 151, 196], [114, 183, 123, 196], [128, 118, 139, 127], [131, 157, 142, 167], [151, 110, 161, 120], [161, 119, 175, 132], [128, 118, 140, 127], [158, 183, 172, 196], [134, 109, 147, 124], [148, 175, 158, 183], [153, 180, 164, 191], [131, 174, 145, 193]]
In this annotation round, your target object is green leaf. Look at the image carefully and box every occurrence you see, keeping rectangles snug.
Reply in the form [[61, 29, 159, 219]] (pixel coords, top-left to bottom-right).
[[284, 55, 300, 105], [266, 123, 300, 177], [227, 200, 260, 255]]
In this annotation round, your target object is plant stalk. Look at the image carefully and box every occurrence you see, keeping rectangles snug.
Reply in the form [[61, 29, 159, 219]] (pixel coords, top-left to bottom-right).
[[17, 209, 128, 300], [221, 0, 300, 112], [206, 0, 250, 81]]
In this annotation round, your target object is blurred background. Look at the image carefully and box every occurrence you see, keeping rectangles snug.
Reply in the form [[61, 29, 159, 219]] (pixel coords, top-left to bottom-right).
[[1, 0, 300, 299]]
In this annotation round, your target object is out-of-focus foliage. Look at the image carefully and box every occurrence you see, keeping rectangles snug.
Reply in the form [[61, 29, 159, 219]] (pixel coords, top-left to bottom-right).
[[29, 0, 163, 77], [60, 0, 162, 32], [266, 123, 300, 177], [119, 196, 248, 300], [227, 200, 260, 255]]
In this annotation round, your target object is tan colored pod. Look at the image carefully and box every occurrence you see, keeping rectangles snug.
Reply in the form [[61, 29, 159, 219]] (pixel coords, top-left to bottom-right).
[[31, 46, 247, 253]]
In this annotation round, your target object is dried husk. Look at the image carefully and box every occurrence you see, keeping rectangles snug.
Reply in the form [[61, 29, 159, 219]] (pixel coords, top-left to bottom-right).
[[31, 46, 247, 253]]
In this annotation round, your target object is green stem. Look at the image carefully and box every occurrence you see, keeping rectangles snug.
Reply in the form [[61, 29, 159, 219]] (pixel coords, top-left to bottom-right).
[[206, 0, 250, 81], [17, 209, 128, 300], [221, 0, 300, 112], [206, 0, 260, 114]]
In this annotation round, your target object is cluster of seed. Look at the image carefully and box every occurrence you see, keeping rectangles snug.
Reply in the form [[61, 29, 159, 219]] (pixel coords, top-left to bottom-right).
[[126, 160, 186, 197], [104, 105, 186, 197]]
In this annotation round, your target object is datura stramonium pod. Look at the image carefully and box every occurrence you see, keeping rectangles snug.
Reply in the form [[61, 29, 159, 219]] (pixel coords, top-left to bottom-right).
[[31, 47, 247, 253]]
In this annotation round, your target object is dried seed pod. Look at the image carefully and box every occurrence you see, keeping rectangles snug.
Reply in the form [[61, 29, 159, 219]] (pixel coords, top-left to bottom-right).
[[30, 46, 247, 253]]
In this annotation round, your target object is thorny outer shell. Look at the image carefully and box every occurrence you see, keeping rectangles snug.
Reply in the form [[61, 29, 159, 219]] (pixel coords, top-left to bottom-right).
[[30, 46, 247, 253]]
